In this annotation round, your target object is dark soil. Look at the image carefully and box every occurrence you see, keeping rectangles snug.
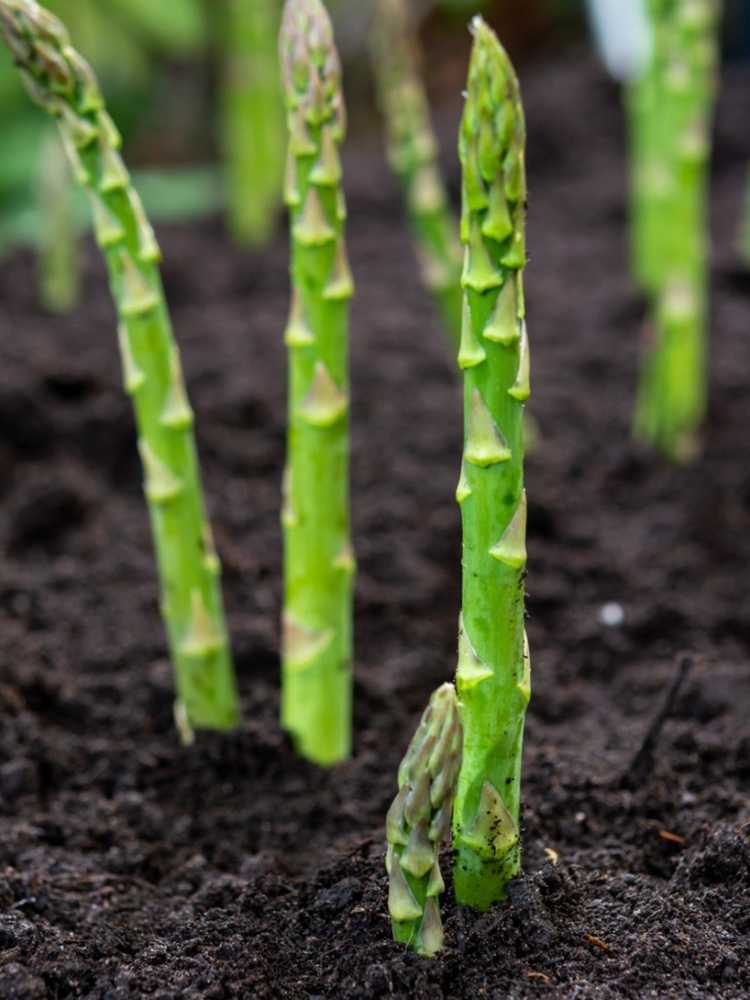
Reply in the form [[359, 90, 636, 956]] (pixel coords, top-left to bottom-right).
[[1, 51, 750, 1000]]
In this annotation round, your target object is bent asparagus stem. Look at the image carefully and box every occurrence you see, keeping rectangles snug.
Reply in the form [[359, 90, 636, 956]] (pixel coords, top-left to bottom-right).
[[632, 0, 720, 461], [451, 18, 531, 911], [0, 0, 239, 737], [222, 0, 285, 246], [279, 0, 354, 765], [386, 683, 462, 957], [371, 0, 463, 348]]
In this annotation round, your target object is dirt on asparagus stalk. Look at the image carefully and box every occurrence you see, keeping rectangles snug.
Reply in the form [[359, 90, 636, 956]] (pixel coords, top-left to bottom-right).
[[370, 0, 463, 349], [631, 0, 721, 461], [451, 17, 531, 911], [386, 682, 462, 957], [0, 0, 239, 739], [279, 0, 355, 766], [222, 0, 285, 246]]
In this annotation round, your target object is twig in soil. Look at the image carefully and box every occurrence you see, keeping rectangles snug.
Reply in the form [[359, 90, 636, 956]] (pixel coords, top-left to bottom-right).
[[620, 652, 694, 789], [584, 933, 612, 953]]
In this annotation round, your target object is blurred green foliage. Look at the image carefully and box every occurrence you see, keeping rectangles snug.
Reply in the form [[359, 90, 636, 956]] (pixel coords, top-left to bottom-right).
[[0, 0, 209, 254]]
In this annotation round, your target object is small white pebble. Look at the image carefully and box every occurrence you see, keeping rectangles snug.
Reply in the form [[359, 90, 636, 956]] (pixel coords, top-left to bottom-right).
[[599, 602, 625, 627]]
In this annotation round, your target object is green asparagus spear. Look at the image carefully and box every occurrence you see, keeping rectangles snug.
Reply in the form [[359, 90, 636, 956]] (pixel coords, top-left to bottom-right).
[[738, 167, 750, 268], [451, 18, 531, 911], [631, 0, 720, 461], [386, 683, 462, 957], [279, 0, 354, 765], [37, 126, 79, 312], [222, 0, 285, 246], [0, 0, 239, 738], [370, 0, 463, 347]]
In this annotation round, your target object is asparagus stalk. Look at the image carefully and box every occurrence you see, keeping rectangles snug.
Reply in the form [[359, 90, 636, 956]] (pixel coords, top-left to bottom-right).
[[37, 126, 79, 312], [386, 683, 462, 957], [222, 0, 285, 246], [739, 168, 750, 267], [451, 18, 531, 911], [0, 0, 239, 737], [370, 0, 463, 347], [279, 0, 354, 765], [631, 0, 720, 461]]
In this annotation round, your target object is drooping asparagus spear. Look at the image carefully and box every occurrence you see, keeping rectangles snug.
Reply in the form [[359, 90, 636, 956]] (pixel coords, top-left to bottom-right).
[[279, 0, 354, 765], [631, 0, 720, 461], [0, 0, 239, 737], [370, 0, 463, 348], [37, 126, 79, 312], [222, 0, 285, 246], [386, 683, 462, 957], [451, 18, 531, 911]]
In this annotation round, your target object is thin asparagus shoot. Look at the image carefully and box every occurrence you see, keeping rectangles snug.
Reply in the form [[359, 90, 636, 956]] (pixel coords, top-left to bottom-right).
[[38, 126, 79, 312], [631, 0, 720, 461], [0, 0, 239, 738], [222, 0, 285, 245], [371, 0, 463, 348], [451, 17, 531, 911], [279, 0, 354, 765], [739, 166, 750, 267], [386, 683, 462, 957]]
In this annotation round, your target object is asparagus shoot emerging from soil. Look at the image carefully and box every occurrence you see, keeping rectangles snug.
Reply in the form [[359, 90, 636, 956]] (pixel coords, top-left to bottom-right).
[[631, 0, 720, 461], [0, 0, 239, 738], [370, 0, 463, 347], [451, 18, 531, 911], [386, 682, 462, 957], [222, 0, 285, 246], [38, 127, 79, 312], [279, 0, 354, 765]]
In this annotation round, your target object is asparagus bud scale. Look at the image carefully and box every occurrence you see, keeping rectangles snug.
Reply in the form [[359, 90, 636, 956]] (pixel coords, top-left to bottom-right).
[[279, 0, 354, 765], [0, 0, 239, 737], [451, 18, 531, 911]]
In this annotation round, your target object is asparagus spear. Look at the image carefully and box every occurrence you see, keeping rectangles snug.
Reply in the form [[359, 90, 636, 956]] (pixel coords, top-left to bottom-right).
[[451, 18, 531, 911], [631, 0, 720, 461], [37, 126, 79, 313], [386, 683, 462, 957], [370, 0, 463, 347], [279, 0, 354, 765], [0, 0, 239, 738], [739, 168, 750, 268], [222, 0, 285, 246]]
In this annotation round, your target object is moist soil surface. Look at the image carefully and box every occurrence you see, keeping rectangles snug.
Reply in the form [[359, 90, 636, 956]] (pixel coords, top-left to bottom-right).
[[1, 52, 749, 1000]]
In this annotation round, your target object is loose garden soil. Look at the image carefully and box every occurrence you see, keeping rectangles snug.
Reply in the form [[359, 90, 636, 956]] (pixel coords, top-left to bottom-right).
[[0, 51, 749, 1000]]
